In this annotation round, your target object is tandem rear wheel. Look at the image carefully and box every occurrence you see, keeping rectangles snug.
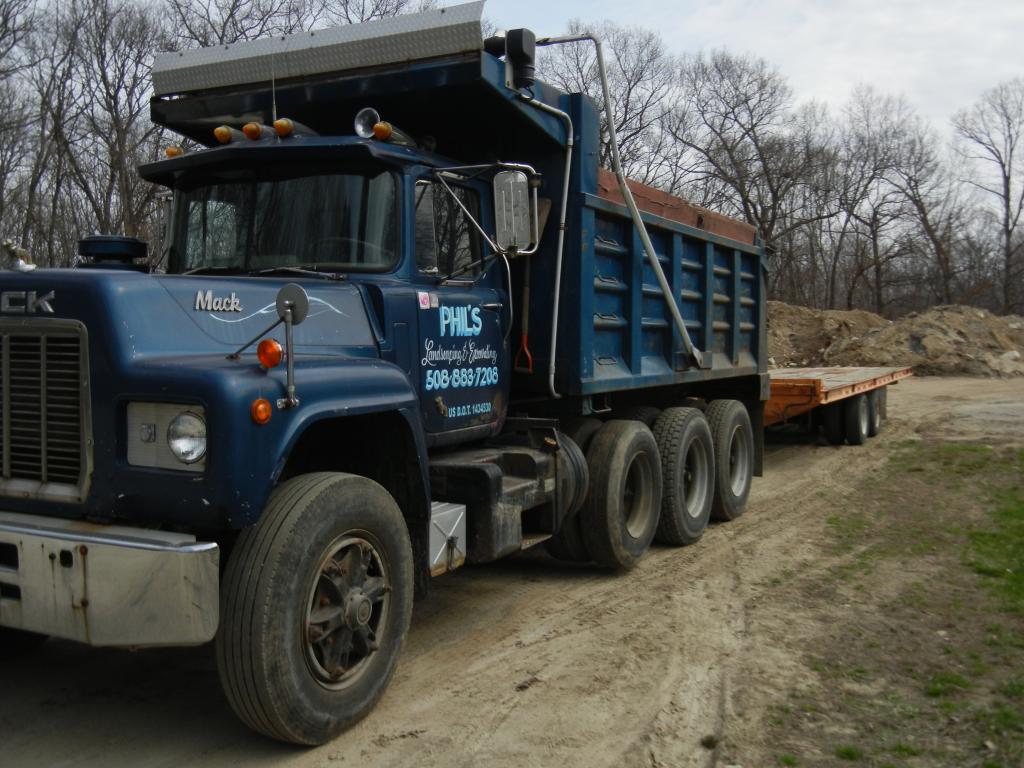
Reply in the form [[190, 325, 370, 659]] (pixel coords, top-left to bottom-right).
[[216, 472, 413, 745]]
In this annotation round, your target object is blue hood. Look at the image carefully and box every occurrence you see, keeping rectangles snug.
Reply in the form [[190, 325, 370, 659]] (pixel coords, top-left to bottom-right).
[[0, 268, 378, 357]]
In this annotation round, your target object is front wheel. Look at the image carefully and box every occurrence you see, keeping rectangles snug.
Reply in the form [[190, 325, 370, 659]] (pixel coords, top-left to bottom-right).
[[217, 473, 414, 745]]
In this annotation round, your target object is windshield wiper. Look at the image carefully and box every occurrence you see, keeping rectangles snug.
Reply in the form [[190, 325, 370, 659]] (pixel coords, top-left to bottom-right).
[[181, 265, 247, 276], [249, 264, 347, 281]]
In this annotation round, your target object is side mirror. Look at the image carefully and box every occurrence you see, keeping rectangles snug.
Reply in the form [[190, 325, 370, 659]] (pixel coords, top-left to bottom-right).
[[276, 282, 309, 325], [494, 170, 536, 254]]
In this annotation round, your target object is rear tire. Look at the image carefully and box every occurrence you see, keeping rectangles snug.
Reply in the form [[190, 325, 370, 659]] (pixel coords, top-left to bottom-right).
[[546, 418, 603, 563], [844, 395, 869, 446], [866, 390, 882, 437], [0, 627, 47, 657], [706, 400, 754, 521], [581, 420, 662, 569], [217, 472, 413, 745], [652, 407, 714, 546]]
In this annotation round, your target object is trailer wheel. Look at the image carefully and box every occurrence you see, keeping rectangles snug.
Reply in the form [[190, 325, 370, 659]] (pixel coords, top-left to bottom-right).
[[844, 395, 869, 446], [706, 400, 754, 521], [867, 390, 882, 437], [652, 407, 714, 545], [877, 386, 888, 420], [581, 420, 662, 569], [217, 472, 413, 745], [822, 403, 845, 445], [547, 419, 603, 563], [0, 627, 47, 656], [617, 405, 662, 428]]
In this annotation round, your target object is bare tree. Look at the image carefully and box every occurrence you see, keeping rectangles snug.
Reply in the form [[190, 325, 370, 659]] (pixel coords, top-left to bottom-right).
[[0, 0, 33, 80], [669, 50, 837, 251], [538, 21, 677, 185], [953, 78, 1024, 313]]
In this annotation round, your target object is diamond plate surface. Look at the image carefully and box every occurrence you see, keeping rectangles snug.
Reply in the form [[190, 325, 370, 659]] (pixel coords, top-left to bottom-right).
[[153, 1, 485, 96]]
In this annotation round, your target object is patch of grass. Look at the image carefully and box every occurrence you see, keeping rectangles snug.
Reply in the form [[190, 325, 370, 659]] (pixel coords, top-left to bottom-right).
[[778, 755, 798, 766], [967, 481, 1024, 616], [997, 678, 1024, 699], [975, 703, 1023, 734], [835, 745, 863, 760], [925, 671, 971, 697], [891, 742, 922, 757]]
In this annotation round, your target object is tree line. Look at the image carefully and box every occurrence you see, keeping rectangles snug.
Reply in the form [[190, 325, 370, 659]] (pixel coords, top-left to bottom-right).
[[1, 0, 1021, 316]]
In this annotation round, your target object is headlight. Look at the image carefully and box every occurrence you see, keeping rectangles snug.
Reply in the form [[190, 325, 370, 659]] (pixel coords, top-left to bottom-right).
[[167, 411, 207, 464]]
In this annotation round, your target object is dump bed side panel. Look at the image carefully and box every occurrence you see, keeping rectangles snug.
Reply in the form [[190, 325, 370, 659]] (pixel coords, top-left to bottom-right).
[[566, 198, 765, 395]]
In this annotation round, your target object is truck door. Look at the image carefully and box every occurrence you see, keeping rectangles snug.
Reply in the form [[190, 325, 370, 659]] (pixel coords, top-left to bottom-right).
[[413, 179, 508, 435]]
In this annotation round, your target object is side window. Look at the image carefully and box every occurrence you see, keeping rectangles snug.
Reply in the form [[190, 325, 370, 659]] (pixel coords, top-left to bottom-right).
[[415, 179, 482, 277]]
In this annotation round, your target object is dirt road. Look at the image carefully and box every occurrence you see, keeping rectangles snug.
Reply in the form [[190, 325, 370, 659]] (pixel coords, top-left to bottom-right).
[[3, 377, 1022, 768]]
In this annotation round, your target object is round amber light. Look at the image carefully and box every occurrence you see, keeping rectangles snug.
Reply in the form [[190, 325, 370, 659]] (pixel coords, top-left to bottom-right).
[[251, 398, 273, 425], [257, 338, 283, 369], [242, 122, 263, 140], [372, 121, 392, 141], [273, 118, 294, 137], [213, 125, 233, 144]]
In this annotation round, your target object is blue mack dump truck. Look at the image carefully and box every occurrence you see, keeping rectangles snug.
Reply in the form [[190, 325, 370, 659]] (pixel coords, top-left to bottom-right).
[[0, 2, 766, 744]]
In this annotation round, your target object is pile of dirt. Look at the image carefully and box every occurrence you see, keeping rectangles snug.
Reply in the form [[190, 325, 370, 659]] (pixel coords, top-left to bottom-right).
[[766, 300, 890, 367], [823, 305, 1024, 376]]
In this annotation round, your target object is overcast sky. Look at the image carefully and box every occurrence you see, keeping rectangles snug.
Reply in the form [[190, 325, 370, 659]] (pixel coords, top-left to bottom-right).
[[484, 0, 1024, 131]]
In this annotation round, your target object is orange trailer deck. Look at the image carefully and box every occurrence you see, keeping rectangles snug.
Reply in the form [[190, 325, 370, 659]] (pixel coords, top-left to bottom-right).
[[765, 366, 913, 427]]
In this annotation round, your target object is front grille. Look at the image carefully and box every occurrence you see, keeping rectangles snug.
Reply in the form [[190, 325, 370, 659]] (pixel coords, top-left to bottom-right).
[[0, 320, 90, 500]]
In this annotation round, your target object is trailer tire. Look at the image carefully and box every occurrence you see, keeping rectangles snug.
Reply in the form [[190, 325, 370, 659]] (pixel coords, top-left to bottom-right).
[[581, 420, 662, 569], [867, 390, 882, 437], [0, 627, 47, 656], [617, 405, 662, 428], [823, 403, 845, 445], [706, 400, 754, 522], [216, 472, 413, 745], [547, 419, 602, 563], [877, 386, 888, 420], [652, 407, 714, 545], [844, 395, 869, 446]]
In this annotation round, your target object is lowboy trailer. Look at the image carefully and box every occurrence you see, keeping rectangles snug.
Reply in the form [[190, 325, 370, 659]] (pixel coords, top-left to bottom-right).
[[766, 366, 912, 445]]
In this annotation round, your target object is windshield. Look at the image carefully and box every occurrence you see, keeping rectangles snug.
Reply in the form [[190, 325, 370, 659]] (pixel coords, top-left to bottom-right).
[[167, 168, 398, 274]]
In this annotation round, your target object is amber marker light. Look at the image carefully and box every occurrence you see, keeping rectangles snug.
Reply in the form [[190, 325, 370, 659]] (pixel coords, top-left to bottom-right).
[[213, 125, 233, 144], [273, 118, 294, 137], [165, 145, 184, 158], [257, 338, 283, 369], [242, 122, 264, 140], [372, 121, 392, 141], [251, 398, 273, 425]]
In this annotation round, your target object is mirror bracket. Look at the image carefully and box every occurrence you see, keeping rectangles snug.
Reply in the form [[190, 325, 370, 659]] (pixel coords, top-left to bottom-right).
[[226, 283, 310, 408]]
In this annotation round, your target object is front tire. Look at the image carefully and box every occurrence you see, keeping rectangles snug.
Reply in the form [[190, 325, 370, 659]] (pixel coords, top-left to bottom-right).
[[217, 473, 414, 745]]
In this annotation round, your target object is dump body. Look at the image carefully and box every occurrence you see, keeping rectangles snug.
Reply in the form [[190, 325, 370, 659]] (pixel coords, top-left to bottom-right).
[[765, 366, 913, 426], [548, 167, 765, 397]]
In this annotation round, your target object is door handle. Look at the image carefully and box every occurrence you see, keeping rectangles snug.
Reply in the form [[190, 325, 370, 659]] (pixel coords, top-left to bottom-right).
[[481, 302, 503, 311]]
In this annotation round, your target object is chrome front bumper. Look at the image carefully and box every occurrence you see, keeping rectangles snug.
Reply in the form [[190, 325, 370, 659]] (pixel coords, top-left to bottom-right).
[[0, 512, 219, 647]]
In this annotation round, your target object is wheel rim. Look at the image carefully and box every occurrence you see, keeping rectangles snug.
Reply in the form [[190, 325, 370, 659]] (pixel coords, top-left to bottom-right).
[[728, 425, 751, 496], [303, 532, 390, 691], [859, 398, 869, 436], [683, 438, 710, 517], [623, 450, 656, 538]]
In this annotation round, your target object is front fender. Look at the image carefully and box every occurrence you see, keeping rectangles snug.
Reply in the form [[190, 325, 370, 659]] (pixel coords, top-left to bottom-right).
[[92, 354, 427, 530]]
